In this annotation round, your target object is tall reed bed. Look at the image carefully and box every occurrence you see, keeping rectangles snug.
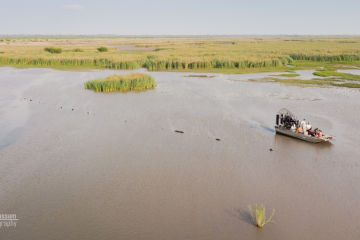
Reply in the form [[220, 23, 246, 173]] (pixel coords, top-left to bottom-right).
[[290, 53, 360, 62], [0, 57, 142, 69], [84, 73, 156, 92], [0, 56, 293, 70], [144, 57, 293, 71]]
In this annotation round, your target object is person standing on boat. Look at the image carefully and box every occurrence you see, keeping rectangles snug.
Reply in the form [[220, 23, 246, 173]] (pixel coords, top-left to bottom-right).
[[307, 122, 311, 130], [300, 119, 306, 127], [301, 119, 307, 135]]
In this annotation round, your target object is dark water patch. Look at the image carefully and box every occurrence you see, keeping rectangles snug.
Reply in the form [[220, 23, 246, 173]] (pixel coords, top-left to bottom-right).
[[0, 127, 24, 150], [248, 124, 276, 133]]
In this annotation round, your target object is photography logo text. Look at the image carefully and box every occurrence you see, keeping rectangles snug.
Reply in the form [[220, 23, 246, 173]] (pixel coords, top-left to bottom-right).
[[0, 214, 18, 228]]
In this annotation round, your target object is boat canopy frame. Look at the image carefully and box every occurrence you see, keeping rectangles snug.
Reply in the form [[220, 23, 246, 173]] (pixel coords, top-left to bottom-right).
[[277, 108, 297, 119]]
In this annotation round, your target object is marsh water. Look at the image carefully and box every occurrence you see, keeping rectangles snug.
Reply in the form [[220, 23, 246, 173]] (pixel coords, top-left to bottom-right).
[[1, 67, 360, 239]]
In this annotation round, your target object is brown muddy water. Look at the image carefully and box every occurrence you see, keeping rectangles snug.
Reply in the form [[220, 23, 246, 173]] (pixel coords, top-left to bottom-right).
[[0, 67, 359, 240]]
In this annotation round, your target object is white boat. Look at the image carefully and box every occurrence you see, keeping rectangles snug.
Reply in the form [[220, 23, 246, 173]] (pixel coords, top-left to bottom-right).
[[275, 108, 336, 143], [275, 126, 336, 143]]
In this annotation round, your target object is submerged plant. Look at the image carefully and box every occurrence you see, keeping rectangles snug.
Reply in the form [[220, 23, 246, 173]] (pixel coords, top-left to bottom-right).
[[84, 73, 156, 92], [248, 204, 275, 228]]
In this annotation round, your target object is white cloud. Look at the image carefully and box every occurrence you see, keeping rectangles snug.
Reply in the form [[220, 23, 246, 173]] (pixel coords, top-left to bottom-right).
[[63, 4, 83, 10]]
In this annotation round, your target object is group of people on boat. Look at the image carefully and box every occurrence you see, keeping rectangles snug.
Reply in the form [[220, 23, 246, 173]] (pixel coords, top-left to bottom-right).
[[279, 115, 323, 138]]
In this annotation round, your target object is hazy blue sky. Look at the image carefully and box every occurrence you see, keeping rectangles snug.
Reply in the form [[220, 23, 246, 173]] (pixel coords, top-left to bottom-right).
[[1, 0, 359, 35]]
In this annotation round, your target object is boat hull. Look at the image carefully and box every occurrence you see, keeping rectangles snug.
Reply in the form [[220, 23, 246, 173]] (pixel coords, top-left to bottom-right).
[[275, 127, 335, 143]]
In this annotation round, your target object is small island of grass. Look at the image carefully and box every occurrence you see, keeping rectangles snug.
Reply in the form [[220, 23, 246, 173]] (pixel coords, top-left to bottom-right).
[[313, 68, 360, 81], [184, 75, 216, 78], [84, 73, 156, 92], [280, 73, 300, 77]]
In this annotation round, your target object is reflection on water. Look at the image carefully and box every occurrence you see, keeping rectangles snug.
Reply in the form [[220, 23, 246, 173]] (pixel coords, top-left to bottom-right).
[[0, 67, 359, 240]]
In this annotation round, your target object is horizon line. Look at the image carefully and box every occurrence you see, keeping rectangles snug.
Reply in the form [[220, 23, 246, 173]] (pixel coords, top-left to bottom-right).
[[1, 34, 360, 38]]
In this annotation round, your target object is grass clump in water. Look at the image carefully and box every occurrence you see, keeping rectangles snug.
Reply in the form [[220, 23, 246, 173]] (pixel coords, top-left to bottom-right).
[[97, 47, 108, 52], [44, 47, 62, 54], [313, 68, 360, 81], [330, 82, 360, 88], [270, 77, 360, 88], [280, 73, 300, 77], [248, 204, 275, 228], [84, 73, 156, 92], [272, 77, 335, 86], [184, 75, 208, 78]]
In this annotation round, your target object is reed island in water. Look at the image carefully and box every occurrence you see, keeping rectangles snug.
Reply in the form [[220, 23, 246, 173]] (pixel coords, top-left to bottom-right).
[[84, 73, 156, 92]]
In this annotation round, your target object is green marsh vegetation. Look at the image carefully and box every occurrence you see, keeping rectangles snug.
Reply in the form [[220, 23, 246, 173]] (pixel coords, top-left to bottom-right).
[[73, 48, 84, 52], [271, 77, 334, 86], [248, 204, 275, 228], [84, 73, 156, 92], [44, 47, 62, 54], [313, 68, 360, 81], [184, 75, 215, 78], [1, 36, 360, 73], [0, 57, 142, 69], [184, 75, 208, 77], [267, 68, 360, 88], [280, 73, 300, 77], [97, 47, 108, 52]]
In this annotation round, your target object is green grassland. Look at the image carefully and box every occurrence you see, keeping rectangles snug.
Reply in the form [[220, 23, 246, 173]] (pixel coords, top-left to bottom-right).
[[1, 36, 360, 73]]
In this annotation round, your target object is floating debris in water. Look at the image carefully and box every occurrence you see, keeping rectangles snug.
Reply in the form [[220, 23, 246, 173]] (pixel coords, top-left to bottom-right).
[[175, 130, 184, 133], [87, 112, 89, 114], [30, 99, 32, 101], [216, 138, 221, 141], [72, 109, 74, 111], [270, 149, 273, 151]]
